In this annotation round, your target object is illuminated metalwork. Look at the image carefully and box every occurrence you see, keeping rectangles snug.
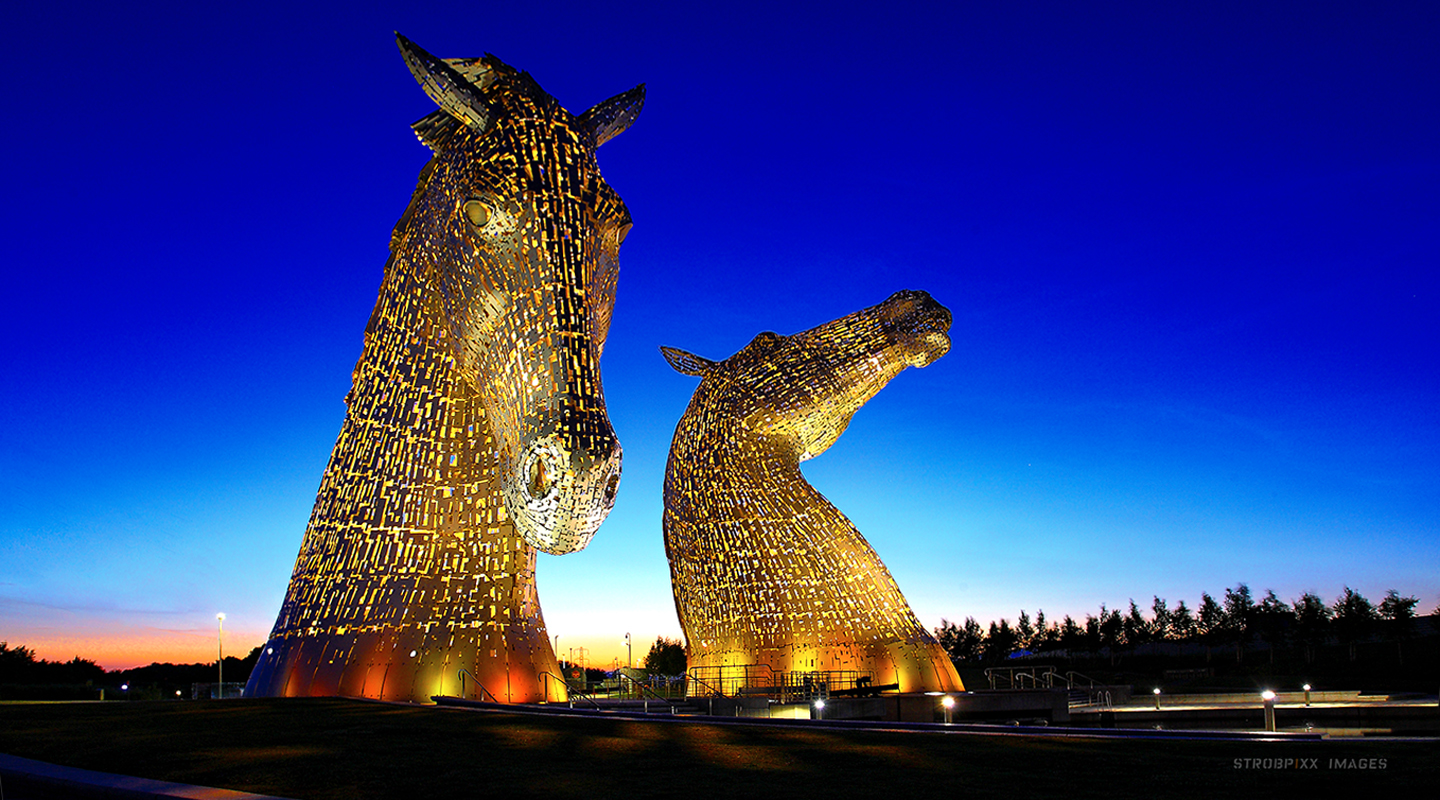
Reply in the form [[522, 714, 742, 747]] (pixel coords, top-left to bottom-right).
[[245, 35, 642, 704], [662, 291, 964, 693]]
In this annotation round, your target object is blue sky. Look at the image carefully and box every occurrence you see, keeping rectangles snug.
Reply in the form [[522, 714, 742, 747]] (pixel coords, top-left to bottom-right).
[[1, 1, 1436, 668]]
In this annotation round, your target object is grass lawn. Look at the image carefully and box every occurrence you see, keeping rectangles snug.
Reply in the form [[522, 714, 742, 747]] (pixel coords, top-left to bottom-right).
[[0, 699, 1434, 798]]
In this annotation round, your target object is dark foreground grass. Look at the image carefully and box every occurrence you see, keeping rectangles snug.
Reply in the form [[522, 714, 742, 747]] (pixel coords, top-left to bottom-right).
[[0, 699, 1434, 798]]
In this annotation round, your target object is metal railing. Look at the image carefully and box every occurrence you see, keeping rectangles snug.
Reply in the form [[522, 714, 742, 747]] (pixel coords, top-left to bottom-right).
[[538, 671, 600, 709], [684, 665, 876, 701], [615, 672, 678, 713], [456, 668, 499, 703], [982, 667, 1103, 691], [984, 667, 1060, 690]]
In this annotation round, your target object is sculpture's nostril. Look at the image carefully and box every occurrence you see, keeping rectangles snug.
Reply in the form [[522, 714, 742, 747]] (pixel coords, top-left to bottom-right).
[[528, 457, 553, 499]]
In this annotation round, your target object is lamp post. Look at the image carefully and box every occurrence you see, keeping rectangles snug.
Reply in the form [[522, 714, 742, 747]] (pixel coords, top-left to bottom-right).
[[1302, 683, 1312, 707], [941, 694, 955, 724], [216, 612, 226, 699], [1261, 690, 1276, 732], [1153, 687, 1161, 710], [813, 698, 825, 720], [624, 632, 632, 668]]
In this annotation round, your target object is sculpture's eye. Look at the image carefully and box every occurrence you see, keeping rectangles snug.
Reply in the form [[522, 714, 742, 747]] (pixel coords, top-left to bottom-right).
[[464, 199, 491, 228]]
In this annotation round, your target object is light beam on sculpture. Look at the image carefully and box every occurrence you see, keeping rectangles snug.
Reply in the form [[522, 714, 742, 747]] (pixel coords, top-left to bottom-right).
[[662, 291, 964, 693], [245, 35, 642, 704]]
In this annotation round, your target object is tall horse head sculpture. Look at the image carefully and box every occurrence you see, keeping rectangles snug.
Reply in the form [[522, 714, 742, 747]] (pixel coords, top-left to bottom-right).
[[245, 35, 642, 704], [661, 290, 964, 693]]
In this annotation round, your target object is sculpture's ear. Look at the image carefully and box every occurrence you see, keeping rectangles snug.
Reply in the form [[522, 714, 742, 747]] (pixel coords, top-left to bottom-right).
[[578, 84, 645, 147], [661, 346, 715, 377], [397, 33, 497, 134]]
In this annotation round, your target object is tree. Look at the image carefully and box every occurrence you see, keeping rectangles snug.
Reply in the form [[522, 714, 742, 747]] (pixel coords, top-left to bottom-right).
[[642, 636, 686, 675], [984, 619, 1018, 664], [1059, 615, 1083, 653], [1083, 614, 1102, 657], [1377, 589, 1419, 664], [1170, 599, 1196, 653], [1331, 587, 1377, 662], [1016, 610, 1034, 652], [1098, 605, 1123, 664], [0, 642, 39, 684], [1293, 592, 1330, 665], [1197, 592, 1224, 662], [1122, 599, 1149, 653], [1223, 584, 1255, 662], [935, 617, 984, 664], [1253, 590, 1292, 664], [1150, 596, 1171, 644], [1033, 610, 1058, 652]]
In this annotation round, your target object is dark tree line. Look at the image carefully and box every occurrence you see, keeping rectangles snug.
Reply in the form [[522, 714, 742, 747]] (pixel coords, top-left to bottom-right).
[[0, 642, 105, 685], [1, 642, 263, 690], [935, 585, 1427, 667]]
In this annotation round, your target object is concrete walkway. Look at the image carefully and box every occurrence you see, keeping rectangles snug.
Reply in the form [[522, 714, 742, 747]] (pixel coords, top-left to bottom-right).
[[0, 753, 297, 800]]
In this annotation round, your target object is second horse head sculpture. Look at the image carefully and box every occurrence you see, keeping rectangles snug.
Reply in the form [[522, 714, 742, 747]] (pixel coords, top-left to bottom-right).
[[662, 290, 965, 693]]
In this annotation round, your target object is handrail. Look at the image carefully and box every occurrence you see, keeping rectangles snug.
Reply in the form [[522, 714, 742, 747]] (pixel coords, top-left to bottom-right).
[[1063, 670, 1100, 689], [615, 672, 677, 713], [985, 666, 1063, 690], [538, 670, 601, 710], [616, 672, 670, 702], [457, 668, 499, 703], [685, 671, 728, 698]]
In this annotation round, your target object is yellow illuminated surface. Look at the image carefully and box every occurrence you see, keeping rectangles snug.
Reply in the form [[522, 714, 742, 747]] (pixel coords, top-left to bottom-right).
[[245, 35, 642, 704], [662, 291, 964, 693]]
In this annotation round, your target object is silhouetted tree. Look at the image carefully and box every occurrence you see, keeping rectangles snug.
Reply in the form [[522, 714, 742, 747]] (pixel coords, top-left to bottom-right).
[[1122, 599, 1149, 652], [1016, 610, 1034, 652], [1197, 592, 1224, 662], [985, 619, 1018, 663], [642, 637, 687, 675], [1253, 590, 1292, 664], [1150, 596, 1171, 645], [1293, 592, 1330, 665], [1032, 610, 1058, 652], [1059, 615, 1083, 653], [1083, 614, 1102, 657], [1223, 584, 1255, 662], [1331, 587, 1376, 662], [935, 617, 984, 664], [1377, 589, 1419, 665], [1170, 599, 1195, 650], [0, 642, 104, 686], [1098, 606, 1123, 664]]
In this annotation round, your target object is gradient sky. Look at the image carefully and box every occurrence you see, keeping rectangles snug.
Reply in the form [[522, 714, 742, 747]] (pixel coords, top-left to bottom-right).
[[2, 1, 1436, 670]]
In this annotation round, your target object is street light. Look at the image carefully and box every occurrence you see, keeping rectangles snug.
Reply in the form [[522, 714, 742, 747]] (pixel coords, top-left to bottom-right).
[[941, 694, 955, 724], [1153, 687, 1161, 710], [1302, 683, 1312, 707], [1261, 690, 1276, 732], [624, 632, 632, 668], [216, 612, 226, 699], [813, 698, 825, 720]]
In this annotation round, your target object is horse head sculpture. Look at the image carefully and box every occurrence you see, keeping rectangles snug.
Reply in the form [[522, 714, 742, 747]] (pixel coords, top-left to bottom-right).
[[396, 34, 636, 554], [245, 36, 641, 704], [661, 290, 964, 693]]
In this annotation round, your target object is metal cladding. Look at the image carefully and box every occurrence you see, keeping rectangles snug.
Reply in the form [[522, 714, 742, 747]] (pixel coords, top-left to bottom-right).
[[245, 35, 642, 704], [661, 291, 965, 693]]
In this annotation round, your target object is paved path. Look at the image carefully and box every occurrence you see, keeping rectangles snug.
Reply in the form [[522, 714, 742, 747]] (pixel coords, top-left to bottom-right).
[[0, 753, 297, 800]]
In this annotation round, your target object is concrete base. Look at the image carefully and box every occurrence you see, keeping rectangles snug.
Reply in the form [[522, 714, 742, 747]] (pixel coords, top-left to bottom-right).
[[712, 690, 1071, 723]]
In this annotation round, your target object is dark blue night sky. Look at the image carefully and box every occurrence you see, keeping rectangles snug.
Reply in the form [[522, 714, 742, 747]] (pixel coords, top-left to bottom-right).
[[2, 1, 1435, 667]]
